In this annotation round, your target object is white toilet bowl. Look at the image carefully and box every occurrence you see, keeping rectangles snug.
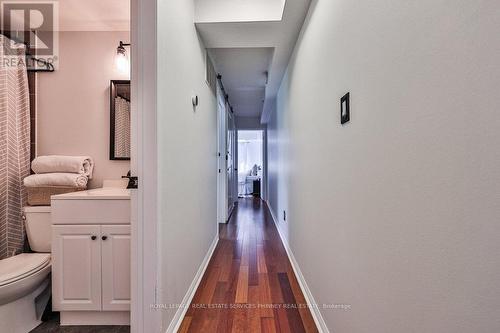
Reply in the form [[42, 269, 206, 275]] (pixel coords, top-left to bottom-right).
[[0, 253, 51, 305], [0, 206, 51, 333]]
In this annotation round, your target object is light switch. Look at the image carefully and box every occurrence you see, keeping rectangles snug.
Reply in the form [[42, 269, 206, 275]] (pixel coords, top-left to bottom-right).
[[341, 92, 350, 124]]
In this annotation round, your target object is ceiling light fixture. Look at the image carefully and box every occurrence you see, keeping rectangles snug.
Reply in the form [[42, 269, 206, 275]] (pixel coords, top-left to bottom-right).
[[115, 41, 131, 74]]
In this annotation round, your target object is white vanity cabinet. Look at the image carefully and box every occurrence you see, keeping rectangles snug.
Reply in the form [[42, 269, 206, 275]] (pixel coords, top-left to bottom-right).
[[51, 188, 131, 326], [52, 225, 102, 311], [101, 225, 131, 311]]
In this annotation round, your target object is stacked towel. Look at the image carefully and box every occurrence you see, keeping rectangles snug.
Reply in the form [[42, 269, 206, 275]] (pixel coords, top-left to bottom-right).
[[24, 173, 88, 188], [24, 155, 94, 189], [31, 155, 94, 179]]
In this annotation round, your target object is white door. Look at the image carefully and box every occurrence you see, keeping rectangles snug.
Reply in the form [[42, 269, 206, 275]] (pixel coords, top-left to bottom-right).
[[52, 225, 101, 311], [101, 225, 131, 311]]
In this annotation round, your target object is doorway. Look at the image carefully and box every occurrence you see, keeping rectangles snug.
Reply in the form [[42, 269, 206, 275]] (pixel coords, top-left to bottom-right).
[[237, 130, 264, 198]]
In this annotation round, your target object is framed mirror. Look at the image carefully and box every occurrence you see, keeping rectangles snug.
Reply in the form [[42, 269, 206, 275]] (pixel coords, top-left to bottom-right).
[[110, 80, 131, 160]]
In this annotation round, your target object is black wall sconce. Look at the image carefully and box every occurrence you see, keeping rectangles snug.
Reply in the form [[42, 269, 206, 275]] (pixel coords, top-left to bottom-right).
[[115, 41, 131, 73], [341, 92, 350, 124]]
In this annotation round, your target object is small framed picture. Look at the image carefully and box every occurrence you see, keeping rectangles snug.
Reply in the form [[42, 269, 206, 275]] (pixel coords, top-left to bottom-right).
[[341, 92, 350, 124]]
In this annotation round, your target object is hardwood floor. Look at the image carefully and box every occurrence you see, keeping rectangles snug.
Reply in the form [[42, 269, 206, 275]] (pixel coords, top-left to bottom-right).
[[180, 198, 318, 333]]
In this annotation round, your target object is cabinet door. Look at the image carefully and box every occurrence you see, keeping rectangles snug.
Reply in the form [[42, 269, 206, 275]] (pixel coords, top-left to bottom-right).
[[101, 225, 131, 311], [52, 225, 101, 311]]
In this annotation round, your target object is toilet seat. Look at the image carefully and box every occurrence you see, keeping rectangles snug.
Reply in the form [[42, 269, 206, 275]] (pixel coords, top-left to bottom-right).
[[0, 253, 51, 287]]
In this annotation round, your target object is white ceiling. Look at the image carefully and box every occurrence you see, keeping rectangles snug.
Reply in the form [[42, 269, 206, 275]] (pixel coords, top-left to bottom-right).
[[58, 0, 130, 31], [55, 0, 308, 120], [196, 0, 312, 121], [209, 48, 273, 117], [195, 0, 286, 23]]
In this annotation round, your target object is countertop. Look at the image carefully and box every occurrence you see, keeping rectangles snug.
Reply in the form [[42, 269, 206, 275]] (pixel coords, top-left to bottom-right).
[[51, 187, 131, 200]]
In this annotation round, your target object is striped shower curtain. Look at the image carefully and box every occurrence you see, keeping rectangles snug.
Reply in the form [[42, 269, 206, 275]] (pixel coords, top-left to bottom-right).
[[114, 96, 131, 158], [0, 35, 31, 259]]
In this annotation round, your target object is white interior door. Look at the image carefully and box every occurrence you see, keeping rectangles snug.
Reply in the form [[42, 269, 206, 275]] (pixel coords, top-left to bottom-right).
[[102, 225, 131, 311], [52, 225, 102, 311]]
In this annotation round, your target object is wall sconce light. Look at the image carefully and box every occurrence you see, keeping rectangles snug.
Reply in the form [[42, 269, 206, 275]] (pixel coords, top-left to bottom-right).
[[115, 41, 131, 74]]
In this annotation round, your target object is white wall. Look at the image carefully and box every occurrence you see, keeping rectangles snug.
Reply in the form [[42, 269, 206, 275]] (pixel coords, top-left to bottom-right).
[[37, 31, 130, 188], [157, 0, 218, 329], [267, 0, 500, 332]]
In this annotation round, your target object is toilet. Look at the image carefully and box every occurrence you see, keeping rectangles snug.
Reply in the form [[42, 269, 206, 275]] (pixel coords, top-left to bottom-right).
[[0, 206, 52, 333]]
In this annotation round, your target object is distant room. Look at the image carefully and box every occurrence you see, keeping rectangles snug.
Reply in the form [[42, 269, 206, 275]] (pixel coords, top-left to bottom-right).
[[237, 130, 263, 198]]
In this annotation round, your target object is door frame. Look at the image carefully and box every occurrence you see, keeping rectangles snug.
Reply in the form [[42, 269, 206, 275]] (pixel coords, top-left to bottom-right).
[[236, 129, 266, 200], [226, 107, 237, 217], [131, 0, 161, 332], [216, 83, 228, 224]]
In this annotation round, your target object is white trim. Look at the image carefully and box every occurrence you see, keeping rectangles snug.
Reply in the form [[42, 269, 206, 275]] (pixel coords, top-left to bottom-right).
[[60, 311, 130, 326], [265, 201, 330, 333], [217, 83, 228, 224], [131, 0, 160, 331], [165, 235, 219, 333], [261, 129, 267, 201]]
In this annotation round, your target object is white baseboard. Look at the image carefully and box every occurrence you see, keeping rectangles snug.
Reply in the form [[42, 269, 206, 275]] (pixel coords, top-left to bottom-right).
[[60, 311, 130, 326], [265, 200, 330, 333], [165, 235, 219, 333]]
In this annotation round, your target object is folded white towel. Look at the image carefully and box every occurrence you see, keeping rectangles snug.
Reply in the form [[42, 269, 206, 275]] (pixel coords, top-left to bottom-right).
[[31, 155, 94, 179], [23, 173, 88, 188]]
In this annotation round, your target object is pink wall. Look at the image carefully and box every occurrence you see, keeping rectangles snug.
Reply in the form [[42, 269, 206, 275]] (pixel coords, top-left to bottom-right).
[[37, 31, 130, 188]]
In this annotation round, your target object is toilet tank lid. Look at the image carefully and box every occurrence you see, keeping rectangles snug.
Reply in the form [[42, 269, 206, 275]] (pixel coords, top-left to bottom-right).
[[0, 253, 51, 286], [24, 206, 51, 213]]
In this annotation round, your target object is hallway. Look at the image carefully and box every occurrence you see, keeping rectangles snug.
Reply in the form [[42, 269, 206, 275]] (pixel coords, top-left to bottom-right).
[[179, 198, 318, 332]]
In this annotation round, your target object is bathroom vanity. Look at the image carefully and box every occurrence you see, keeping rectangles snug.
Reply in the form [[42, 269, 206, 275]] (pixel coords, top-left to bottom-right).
[[51, 188, 130, 326]]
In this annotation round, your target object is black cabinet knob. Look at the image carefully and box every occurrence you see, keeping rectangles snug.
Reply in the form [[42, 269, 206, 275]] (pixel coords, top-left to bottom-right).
[[91, 235, 97, 240], [102, 235, 108, 241]]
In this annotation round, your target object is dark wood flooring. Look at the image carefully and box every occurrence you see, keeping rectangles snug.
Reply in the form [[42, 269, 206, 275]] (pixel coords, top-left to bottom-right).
[[179, 198, 318, 333]]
